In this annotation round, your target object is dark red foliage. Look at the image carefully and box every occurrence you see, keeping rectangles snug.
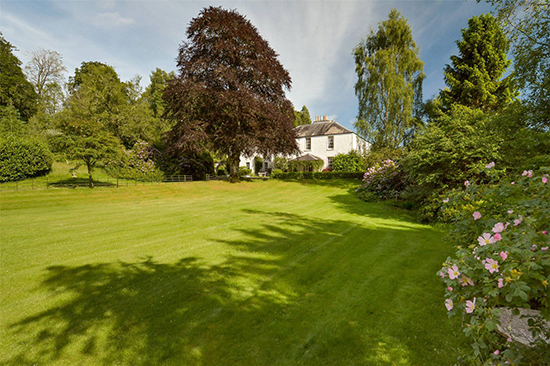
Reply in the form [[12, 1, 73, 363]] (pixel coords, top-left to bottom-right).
[[163, 6, 298, 179]]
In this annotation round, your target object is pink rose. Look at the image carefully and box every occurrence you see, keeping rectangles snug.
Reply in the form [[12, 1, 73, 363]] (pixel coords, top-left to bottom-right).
[[473, 211, 481, 220]]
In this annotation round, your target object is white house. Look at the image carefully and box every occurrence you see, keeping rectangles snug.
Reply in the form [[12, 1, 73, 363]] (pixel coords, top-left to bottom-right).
[[240, 116, 369, 172]]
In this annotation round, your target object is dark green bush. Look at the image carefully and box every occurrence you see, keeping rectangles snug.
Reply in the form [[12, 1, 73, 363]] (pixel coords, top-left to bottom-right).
[[0, 135, 53, 182], [254, 156, 263, 175]]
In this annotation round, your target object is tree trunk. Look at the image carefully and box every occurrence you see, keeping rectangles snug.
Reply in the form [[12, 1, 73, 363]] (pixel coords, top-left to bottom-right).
[[227, 150, 241, 182], [85, 160, 94, 188]]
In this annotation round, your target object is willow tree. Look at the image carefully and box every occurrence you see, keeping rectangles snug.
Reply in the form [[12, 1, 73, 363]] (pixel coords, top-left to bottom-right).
[[164, 6, 298, 181], [353, 9, 425, 150]]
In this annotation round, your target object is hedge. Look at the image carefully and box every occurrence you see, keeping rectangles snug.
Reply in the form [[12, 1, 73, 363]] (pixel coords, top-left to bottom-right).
[[271, 171, 364, 180], [0, 135, 53, 182]]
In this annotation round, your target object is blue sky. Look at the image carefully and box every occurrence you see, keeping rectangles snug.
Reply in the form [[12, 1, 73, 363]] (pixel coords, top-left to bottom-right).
[[1, 0, 494, 131]]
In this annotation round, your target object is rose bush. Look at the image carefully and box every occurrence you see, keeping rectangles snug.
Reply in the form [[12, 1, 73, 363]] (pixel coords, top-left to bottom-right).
[[355, 159, 406, 202], [439, 167, 550, 364], [104, 141, 163, 181]]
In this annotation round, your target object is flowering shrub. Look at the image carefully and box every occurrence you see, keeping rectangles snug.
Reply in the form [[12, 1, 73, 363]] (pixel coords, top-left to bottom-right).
[[439, 167, 550, 364], [104, 141, 163, 181], [356, 159, 406, 202]]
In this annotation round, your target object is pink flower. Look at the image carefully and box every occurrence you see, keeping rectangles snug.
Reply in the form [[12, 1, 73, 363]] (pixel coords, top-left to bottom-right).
[[511, 182, 515, 185], [492, 222, 505, 233], [494, 350, 500, 355], [522, 170, 533, 177], [473, 211, 481, 220], [443, 197, 449, 203], [542, 247, 549, 251], [543, 231, 548, 235], [478, 233, 496, 246], [543, 177, 548, 184], [498, 278, 504, 288], [445, 299, 453, 311], [514, 215, 523, 226], [485, 258, 499, 274], [485, 162, 495, 169], [507, 210, 514, 214], [464, 180, 470, 187], [447, 286, 453, 292], [465, 298, 476, 313], [500, 251, 508, 261], [448, 265, 460, 280], [494, 233, 502, 241], [460, 275, 474, 287]]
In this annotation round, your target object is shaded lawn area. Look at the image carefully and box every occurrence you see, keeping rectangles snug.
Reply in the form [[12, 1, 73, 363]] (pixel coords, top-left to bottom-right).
[[0, 180, 468, 365]]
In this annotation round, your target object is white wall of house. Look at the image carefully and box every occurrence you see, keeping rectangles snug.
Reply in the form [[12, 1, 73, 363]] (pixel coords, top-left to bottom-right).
[[239, 155, 273, 173], [238, 120, 369, 173], [297, 133, 369, 170]]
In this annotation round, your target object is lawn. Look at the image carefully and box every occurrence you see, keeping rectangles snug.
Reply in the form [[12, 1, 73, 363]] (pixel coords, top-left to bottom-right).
[[0, 179, 468, 365]]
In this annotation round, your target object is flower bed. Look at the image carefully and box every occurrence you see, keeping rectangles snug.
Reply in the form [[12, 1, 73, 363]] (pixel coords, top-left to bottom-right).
[[438, 166, 550, 364]]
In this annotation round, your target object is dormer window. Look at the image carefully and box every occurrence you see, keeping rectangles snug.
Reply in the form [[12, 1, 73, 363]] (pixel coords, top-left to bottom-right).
[[327, 136, 334, 150], [306, 137, 311, 150]]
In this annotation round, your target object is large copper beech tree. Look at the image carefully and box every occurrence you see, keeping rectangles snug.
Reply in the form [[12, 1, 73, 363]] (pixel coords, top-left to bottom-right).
[[164, 7, 298, 181]]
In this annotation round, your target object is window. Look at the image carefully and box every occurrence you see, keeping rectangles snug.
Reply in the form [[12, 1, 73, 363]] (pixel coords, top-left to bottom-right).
[[306, 137, 311, 150], [327, 136, 334, 150], [246, 162, 250, 169], [327, 157, 334, 170]]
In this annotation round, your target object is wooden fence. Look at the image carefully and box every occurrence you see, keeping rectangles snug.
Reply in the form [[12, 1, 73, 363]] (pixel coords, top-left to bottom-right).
[[0, 175, 194, 192]]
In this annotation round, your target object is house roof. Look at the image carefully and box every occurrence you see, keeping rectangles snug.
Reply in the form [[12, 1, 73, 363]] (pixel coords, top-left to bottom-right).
[[291, 153, 322, 161], [294, 121, 353, 138]]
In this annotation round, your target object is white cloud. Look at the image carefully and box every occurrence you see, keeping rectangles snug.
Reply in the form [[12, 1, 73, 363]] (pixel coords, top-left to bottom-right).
[[92, 12, 136, 28]]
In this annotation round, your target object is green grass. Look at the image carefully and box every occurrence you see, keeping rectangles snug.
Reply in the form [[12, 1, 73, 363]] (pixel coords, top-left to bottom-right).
[[0, 180, 468, 365]]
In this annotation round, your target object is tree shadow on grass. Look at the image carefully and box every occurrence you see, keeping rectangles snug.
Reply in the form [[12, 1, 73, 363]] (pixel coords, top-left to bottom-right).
[[5, 211, 464, 365]]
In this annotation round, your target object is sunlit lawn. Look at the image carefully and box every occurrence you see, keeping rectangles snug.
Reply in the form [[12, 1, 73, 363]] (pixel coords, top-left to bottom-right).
[[0, 179, 468, 365]]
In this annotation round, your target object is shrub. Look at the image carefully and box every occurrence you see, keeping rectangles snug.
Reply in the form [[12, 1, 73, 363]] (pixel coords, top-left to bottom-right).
[[288, 159, 323, 172], [239, 166, 252, 177], [355, 159, 406, 201], [159, 151, 215, 181], [0, 135, 52, 182], [439, 167, 550, 364], [104, 141, 164, 181], [402, 106, 504, 192], [254, 156, 263, 175], [271, 168, 283, 178], [273, 156, 290, 172], [332, 151, 362, 172]]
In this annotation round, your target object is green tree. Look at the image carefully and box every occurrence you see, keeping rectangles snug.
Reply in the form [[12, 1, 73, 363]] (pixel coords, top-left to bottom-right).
[[481, 0, 550, 128], [0, 34, 38, 121], [53, 112, 121, 188], [142, 68, 175, 119], [164, 7, 298, 181], [68, 62, 162, 147], [441, 13, 515, 112], [353, 9, 425, 150], [293, 105, 312, 127]]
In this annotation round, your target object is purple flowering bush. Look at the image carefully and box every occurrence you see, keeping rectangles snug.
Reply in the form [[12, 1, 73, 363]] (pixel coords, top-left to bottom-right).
[[355, 159, 406, 202], [104, 141, 163, 181], [439, 167, 550, 364]]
